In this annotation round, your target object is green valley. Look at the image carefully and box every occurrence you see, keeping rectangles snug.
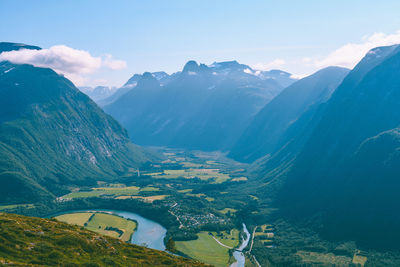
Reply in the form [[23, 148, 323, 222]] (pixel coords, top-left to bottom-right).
[[0, 212, 206, 266]]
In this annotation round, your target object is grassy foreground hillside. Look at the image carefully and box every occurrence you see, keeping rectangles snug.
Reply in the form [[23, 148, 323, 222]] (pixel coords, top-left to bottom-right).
[[55, 212, 137, 242], [0, 212, 206, 266]]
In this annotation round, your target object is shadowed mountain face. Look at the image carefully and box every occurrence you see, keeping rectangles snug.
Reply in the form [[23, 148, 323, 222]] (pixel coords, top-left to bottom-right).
[[275, 44, 400, 249], [229, 66, 350, 163], [0, 42, 41, 53], [0, 50, 150, 204], [105, 60, 295, 151]]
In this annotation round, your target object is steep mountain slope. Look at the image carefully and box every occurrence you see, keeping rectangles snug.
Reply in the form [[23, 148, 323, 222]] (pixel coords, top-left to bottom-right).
[[229, 67, 349, 162], [0, 57, 150, 204], [0, 212, 205, 266], [105, 60, 290, 151], [277, 44, 400, 249]]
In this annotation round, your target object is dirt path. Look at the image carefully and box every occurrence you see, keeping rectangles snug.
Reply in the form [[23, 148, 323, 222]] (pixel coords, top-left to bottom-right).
[[212, 236, 233, 249], [168, 210, 183, 229], [249, 226, 256, 253]]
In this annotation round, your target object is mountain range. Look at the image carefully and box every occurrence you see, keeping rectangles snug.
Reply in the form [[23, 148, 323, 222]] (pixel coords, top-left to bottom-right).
[[104, 60, 297, 151], [0, 43, 150, 204], [3, 40, 400, 252], [79, 86, 118, 103], [229, 66, 350, 163], [236, 44, 400, 249], [276, 44, 400, 249]]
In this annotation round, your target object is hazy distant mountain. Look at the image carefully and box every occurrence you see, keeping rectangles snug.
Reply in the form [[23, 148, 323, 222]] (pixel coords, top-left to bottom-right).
[[101, 61, 296, 108], [252, 69, 296, 88], [229, 66, 349, 162], [208, 61, 297, 88], [98, 71, 179, 107], [105, 60, 294, 151], [0, 43, 150, 204], [124, 71, 174, 87], [276, 44, 400, 249], [79, 85, 118, 103]]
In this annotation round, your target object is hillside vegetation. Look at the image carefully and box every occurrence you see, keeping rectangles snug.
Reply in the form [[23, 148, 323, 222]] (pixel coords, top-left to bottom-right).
[[276, 45, 400, 249], [0, 212, 206, 266], [0, 43, 152, 204]]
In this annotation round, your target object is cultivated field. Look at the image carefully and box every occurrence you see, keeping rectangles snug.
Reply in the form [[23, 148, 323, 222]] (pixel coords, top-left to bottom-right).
[[56, 212, 94, 226], [296, 251, 352, 265], [212, 229, 240, 248], [55, 212, 137, 242], [61, 186, 159, 199], [145, 168, 231, 183], [116, 194, 169, 202], [175, 232, 232, 267], [218, 208, 237, 215]]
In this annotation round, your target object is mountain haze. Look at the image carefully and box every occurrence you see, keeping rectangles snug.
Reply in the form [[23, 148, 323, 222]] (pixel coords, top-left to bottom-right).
[[105, 60, 295, 151], [79, 86, 118, 103], [229, 66, 349, 162]]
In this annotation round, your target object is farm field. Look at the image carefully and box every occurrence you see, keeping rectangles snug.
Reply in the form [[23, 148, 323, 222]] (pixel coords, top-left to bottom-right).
[[212, 229, 240, 248], [145, 168, 231, 183], [141, 149, 248, 184], [353, 254, 368, 266], [218, 208, 237, 215], [253, 224, 275, 248], [55, 212, 137, 242], [231, 177, 248, 182], [175, 232, 231, 267], [116, 194, 169, 202], [61, 186, 159, 199], [296, 251, 352, 265], [55, 212, 94, 225]]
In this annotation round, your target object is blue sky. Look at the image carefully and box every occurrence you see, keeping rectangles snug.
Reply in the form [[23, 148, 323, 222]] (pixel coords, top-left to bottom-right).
[[1, 0, 400, 86]]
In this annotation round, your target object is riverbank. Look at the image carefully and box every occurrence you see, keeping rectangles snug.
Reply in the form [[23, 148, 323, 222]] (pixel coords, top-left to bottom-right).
[[55, 211, 137, 242], [49, 209, 167, 251], [230, 223, 251, 267]]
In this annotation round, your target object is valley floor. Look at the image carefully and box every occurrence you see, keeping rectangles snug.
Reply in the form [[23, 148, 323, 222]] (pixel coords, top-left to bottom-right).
[[2, 147, 400, 266]]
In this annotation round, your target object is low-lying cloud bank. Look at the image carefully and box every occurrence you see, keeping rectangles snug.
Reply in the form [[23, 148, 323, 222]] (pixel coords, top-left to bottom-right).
[[316, 30, 400, 68], [0, 45, 127, 86], [252, 30, 400, 79]]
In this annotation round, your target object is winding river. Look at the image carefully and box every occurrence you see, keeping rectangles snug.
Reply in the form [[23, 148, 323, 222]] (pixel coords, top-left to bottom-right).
[[230, 223, 251, 267], [113, 210, 166, 251], [50, 210, 167, 251], [50, 209, 252, 265]]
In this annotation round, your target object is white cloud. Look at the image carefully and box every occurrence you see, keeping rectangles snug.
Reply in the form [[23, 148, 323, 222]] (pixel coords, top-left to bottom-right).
[[315, 30, 400, 68], [93, 78, 109, 85], [252, 59, 286, 71], [103, 54, 127, 70], [290, 73, 308, 79], [0, 45, 127, 86], [243, 68, 253, 74]]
